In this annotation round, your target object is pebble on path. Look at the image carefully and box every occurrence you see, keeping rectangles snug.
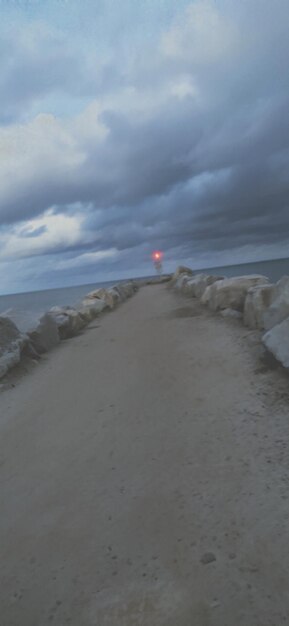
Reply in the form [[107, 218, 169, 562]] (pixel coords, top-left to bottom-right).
[[200, 552, 216, 565]]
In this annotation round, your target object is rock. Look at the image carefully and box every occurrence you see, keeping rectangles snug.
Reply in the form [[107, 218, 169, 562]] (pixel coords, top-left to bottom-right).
[[0, 317, 26, 379], [204, 275, 269, 312], [119, 282, 135, 298], [86, 288, 116, 310], [0, 279, 138, 378], [263, 317, 289, 368], [26, 313, 60, 354], [48, 306, 86, 339], [170, 266, 194, 286], [200, 552, 216, 565], [201, 285, 211, 306], [108, 287, 122, 307], [182, 278, 195, 296], [4, 309, 60, 354], [79, 298, 107, 322], [111, 283, 130, 301], [86, 287, 109, 300], [221, 308, 242, 319], [182, 276, 202, 297], [77, 307, 93, 325], [125, 280, 139, 291], [263, 276, 289, 330], [109, 285, 124, 302], [244, 284, 275, 329], [175, 274, 191, 291], [84, 281, 137, 310], [184, 274, 224, 298]]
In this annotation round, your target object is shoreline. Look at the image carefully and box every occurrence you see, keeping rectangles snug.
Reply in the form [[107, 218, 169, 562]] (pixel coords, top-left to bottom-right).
[[1, 262, 289, 385], [0, 279, 139, 382], [170, 266, 289, 371], [0, 275, 171, 384]]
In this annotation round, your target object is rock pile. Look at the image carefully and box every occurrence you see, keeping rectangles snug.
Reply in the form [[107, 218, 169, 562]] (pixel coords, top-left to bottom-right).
[[0, 317, 27, 379], [170, 266, 289, 370], [0, 281, 138, 380]]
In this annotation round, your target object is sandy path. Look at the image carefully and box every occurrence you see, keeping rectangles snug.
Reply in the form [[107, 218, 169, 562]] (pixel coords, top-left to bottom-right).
[[1, 285, 289, 625]]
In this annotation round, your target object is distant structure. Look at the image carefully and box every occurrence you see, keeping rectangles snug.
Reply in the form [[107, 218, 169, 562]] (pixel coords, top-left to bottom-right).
[[152, 250, 163, 275]]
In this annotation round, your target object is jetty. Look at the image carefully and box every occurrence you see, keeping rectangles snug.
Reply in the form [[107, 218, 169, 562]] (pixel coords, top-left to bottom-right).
[[1, 273, 289, 625]]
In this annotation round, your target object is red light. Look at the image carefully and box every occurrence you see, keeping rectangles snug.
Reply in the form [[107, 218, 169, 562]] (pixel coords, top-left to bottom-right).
[[152, 250, 163, 261]]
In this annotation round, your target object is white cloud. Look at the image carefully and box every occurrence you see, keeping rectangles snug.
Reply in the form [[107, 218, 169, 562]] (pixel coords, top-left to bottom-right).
[[160, 0, 236, 64], [0, 0, 289, 293], [0, 211, 84, 260], [169, 74, 200, 100], [56, 248, 118, 270], [72, 101, 109, 144], [0, 113, 85, 219]]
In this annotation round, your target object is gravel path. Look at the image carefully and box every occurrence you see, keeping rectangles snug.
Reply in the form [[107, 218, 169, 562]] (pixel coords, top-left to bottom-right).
[[1, 285, 289, 625]]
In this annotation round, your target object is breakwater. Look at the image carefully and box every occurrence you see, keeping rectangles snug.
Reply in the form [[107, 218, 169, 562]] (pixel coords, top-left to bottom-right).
[[170, 266, 289, 370]]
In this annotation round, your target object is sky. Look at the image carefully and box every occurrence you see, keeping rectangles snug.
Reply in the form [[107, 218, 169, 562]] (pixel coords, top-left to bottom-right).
[[1, 0, 289, 294]]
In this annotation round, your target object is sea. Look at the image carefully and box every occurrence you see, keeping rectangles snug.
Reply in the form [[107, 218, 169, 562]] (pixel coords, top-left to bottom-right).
[[0, 257, 289, 316], [0, 280, 119, 316]]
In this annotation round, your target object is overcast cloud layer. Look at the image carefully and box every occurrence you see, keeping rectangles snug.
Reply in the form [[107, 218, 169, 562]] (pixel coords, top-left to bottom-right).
[[1, 0, 289, 293]]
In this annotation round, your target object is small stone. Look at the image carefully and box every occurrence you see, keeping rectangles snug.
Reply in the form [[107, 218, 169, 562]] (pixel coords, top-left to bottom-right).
[[210, 601, 220, 609], [201, 552, 216, 565]]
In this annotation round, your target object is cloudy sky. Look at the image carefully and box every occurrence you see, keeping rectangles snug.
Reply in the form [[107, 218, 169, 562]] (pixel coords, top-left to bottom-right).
[[1, 0, 289, 293]]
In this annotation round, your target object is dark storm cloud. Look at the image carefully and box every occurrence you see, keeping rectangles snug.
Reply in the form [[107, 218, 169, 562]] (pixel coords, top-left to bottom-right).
[[1, 0, 289, 288]]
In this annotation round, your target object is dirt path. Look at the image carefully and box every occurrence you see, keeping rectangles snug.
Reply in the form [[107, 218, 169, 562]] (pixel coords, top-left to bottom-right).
[[1, 285, 289, 626]]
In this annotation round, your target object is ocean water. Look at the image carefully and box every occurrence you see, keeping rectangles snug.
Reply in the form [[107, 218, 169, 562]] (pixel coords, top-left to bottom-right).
[[0, 280, 116, 316], [200, 257, 289, 283], [0, 258, 289, 316]]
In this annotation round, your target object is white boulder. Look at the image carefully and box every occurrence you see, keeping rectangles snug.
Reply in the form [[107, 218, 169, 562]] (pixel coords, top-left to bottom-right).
[[86, 287, 107, 300], [111, 283, 129, 302], [111, 284, 127, 301], [244, 284, 275, 329], [203, 275, 269, 312], [78, 298, 107, 322], [48, 306, 86, 339], [182, 276, 201, 296], [86, 288, 116, 310], [175, 274, 191, 291], [118, 282, 134, 298], [201, 285, 211, 306], [263, 276, 289, 330], [29, 314, 60, 354], [221, 308, 242, 319], [86, 282, 136, 309], [170, 266, 193, 286], [4, 310, 60, 354], [108, 287, 122, 307], [263, 317, 289, 368], [183, 274, 223, 298], [0, 317, 26, 379]]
